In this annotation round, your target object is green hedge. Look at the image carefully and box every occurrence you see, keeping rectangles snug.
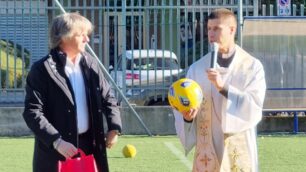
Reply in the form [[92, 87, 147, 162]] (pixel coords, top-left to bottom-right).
[[0, 40, 29, 88]]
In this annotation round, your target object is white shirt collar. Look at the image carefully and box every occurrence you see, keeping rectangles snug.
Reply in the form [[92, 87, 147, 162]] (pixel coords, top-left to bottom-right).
[[66, 53, 82, 67]]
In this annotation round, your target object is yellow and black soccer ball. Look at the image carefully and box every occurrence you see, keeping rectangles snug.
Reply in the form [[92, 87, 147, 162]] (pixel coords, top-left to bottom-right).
[[122, 144, 137, 158], [168, 78, 203, 113]]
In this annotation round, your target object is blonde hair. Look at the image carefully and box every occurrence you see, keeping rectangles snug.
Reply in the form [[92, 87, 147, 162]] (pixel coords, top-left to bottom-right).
[[49, 12, 93, 49]]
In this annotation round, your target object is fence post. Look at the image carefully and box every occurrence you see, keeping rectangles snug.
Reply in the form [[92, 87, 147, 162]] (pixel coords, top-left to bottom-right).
[[121, 0, 127, 95], [253, 0, 259, 16], [269, 4, 274, 16], [293, 111, 298, 134], [262, 4, 266, 16], [237, 0, 243, 46], [293, 4, 297, 16]]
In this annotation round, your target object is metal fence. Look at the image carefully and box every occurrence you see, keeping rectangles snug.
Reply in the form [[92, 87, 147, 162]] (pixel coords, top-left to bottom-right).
[[0, 0, 305, 106], [0, 0, 47, 105]]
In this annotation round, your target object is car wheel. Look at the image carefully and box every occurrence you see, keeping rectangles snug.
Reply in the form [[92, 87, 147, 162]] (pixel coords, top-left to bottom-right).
[[147, 98, 170, 106]]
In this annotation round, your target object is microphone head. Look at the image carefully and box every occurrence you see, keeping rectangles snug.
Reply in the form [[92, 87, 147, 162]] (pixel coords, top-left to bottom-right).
[[211, 42, 219, 52]]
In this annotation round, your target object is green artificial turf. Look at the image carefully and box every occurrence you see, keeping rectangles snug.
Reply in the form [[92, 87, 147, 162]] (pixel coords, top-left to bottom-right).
[[0, 135, 306, 172]]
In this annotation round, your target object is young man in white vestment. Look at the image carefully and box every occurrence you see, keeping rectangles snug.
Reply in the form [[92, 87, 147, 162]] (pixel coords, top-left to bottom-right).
[[173, 8, 266, 172]]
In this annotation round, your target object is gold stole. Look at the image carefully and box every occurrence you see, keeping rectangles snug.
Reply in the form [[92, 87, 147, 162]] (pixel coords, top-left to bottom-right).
[[193, 60, 252, 171], [220, 133, 252, 172], [219, 54, 253, 172], [193, 83, 220, 172]]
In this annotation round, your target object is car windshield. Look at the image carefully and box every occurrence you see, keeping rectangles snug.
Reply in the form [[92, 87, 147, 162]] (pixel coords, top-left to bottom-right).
[[125, 57, 179, 70]]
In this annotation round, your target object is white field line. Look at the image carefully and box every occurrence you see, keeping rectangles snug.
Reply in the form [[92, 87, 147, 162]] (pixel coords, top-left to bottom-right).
[[164, 142, 192, 171]]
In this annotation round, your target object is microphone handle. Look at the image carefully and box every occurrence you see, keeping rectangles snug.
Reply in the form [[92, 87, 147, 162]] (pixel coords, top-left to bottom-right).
[[210, 51, 217, 68]]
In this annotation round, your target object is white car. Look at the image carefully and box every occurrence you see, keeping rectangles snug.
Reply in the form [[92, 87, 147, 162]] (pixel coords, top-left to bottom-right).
[[110, 49, 184, 105], [111, 49, 182, 89]]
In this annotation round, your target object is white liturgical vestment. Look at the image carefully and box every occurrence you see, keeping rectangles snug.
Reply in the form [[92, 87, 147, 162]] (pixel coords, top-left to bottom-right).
[[174, 45, 266, 172]]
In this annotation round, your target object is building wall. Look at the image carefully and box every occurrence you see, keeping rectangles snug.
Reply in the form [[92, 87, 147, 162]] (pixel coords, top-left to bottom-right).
[[1, 107, 305, 136]]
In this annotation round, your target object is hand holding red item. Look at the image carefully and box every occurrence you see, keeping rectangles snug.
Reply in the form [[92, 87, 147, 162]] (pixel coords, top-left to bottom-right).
[[58, 148, 98, 172]]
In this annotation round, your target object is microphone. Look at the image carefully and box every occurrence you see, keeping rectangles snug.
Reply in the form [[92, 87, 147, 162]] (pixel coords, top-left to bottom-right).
[[210, 42, 219, 69]]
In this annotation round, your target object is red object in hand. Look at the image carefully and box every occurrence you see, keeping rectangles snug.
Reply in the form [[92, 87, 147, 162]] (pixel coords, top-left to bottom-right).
[[58, 149, 98, 172]]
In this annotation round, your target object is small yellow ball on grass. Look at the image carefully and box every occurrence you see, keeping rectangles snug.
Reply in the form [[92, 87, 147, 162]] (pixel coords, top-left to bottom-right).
[[122, 144, 137, 158]]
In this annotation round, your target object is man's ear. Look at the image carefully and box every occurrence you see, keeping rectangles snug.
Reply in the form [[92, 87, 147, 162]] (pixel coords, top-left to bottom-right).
[[230, 26, 236, 35]]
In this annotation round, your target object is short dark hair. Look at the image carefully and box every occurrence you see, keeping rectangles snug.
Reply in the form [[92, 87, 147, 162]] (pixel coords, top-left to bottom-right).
[[208, 8, 237, 26]]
